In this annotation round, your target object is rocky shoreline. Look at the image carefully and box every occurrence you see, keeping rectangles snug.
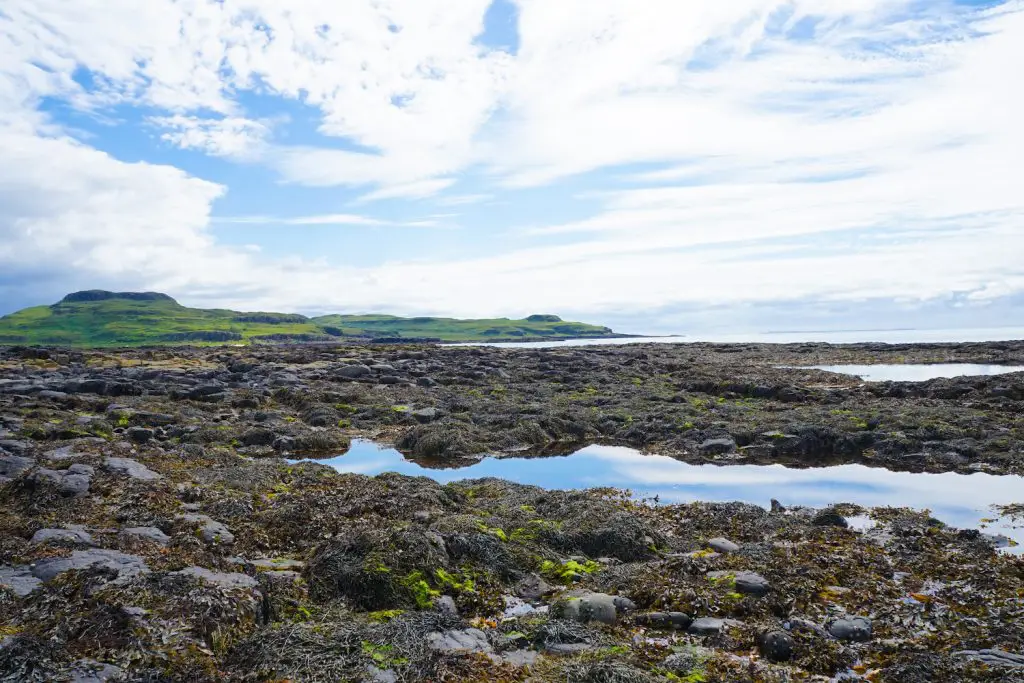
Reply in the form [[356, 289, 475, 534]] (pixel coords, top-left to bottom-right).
[[2, 341, 1023, 681]]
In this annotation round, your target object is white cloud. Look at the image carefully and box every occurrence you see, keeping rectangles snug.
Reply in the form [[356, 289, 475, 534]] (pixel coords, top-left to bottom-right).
[[357, 179, 457, 202], [435, 193, 494, 206], [215, 214, 385, 226], [1, 0, 1023, 326], [150, 115, 271, 159], [210, 213, 450, 228]]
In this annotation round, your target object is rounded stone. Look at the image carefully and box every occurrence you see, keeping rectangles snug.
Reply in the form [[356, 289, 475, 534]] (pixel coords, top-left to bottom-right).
[[759, 631, 795, 662]]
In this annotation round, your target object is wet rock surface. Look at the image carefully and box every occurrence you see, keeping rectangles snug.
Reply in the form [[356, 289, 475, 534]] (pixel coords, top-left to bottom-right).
[[0, 342, 1022, 681]]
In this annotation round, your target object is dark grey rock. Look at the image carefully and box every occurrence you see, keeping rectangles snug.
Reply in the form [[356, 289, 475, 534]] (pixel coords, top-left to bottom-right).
[[126, 427, 154, 444], [0, 440, 31, 455], [503, 650, 539, 667], [734, 571, 770, 597], [104, 457, 162, 481], [337, 365, 372, 379], [188, 384, 225, 399], [0, 565, 43, 596], [688, 617, 725, 635], [69, 659, 124, 682], [700, 437, 736, 455], [412, 407, 440, 423], [177, 513, 235, 544], [954, 649, 1024, 668], [378, 375, 403, 385], [828, 616, 872, 642], [366, 665, 398, 683], [31, 549, 149, 582], [426, 628, 492, 654], [707, 537, 740, 553], [416, 377, 438, 387], [662, 646, 712, 673], [434, 595, 458, 616], [0, 454, 33, 478], [553, 592, 636, 624], [636, 611, 693, 630], [37, 390, 69, 401], [121, 526, 170, 546], [31, 528, 95, 546], [516, 573, 554, 600], [172, 566, 259, 589], [543, 643, 595, 655], [247, 557, 305, 571], [787, 617, 830, 639], [813, 508, 849, 528], [759, 631, 794, 662]]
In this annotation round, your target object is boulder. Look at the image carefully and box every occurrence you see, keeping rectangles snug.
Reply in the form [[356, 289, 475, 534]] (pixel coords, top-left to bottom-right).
[[828, 616, 872, 642], [515, 573, 555, 601], [120, 526, 171, 546], [172, 566, 259, 589], [759, 631, 794, 662], [31, 528, 95, 547], [126, 427, 154, 444], [426, 628, 492, 654], [636, 611, 693, 630], [68, 659, 124, 682], [0, 454, 33, 479], [707, 537, 740, 553], [0, 566, 43, 597], [104, 457, 162, 481], [954, 649, 1024, 669], [177, 513, 235, 544], [337, 365, 372, 379], [552, 592, 636, 624], [734, 571, 770, 597], [699, 437, 736, 455], [31, 549, 149, 582], [813, 508, 849, 528], [688, 617, 725, 635]]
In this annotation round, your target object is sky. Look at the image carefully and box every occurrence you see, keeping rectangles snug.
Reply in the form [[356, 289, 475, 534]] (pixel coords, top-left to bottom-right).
[[1, 0, 1022, 334]]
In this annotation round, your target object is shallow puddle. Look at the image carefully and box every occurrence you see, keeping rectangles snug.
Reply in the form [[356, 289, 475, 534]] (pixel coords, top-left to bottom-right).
[[303, 440, 1024, 551], [791, 363, 1024, 382]]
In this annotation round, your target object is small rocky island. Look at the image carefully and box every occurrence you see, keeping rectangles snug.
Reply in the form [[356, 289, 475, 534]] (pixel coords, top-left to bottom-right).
[[1, 339, 1023, 681]]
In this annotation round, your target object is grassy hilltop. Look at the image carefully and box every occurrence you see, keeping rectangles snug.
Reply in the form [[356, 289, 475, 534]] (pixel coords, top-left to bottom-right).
[[0, 290, 619, 347]]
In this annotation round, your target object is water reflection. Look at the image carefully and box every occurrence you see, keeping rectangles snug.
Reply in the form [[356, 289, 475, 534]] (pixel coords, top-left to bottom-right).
[[304, 440, 1024, 551], [454, 327, 1024, 348], [800, 364, 1024, 382]]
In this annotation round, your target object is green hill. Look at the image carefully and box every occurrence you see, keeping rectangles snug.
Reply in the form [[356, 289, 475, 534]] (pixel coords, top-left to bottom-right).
[[0, 291, 620, 347]]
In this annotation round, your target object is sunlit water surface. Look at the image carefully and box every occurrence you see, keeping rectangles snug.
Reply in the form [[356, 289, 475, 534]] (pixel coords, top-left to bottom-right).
[[789, 363, 1024, 382], [301, 440, 1024, 552], [453, 327, 1024, 349]]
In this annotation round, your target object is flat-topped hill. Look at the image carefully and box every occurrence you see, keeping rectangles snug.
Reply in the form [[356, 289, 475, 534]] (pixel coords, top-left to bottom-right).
[[0, 291, 619, 346]]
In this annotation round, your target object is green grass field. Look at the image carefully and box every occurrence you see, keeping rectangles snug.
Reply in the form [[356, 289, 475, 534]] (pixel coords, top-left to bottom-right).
[[0, 291, 619, 347]]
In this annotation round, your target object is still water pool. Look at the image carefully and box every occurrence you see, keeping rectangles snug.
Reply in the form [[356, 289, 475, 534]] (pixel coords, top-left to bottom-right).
[[791, 364, 1024, 382], [302, 440, 1024, 551]]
